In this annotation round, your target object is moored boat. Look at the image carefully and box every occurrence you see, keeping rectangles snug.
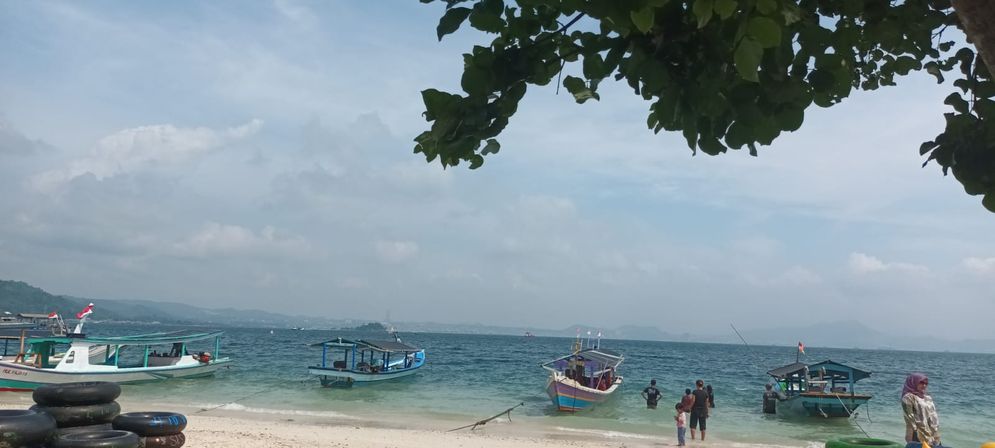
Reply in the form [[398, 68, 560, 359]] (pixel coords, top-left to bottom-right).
[[308, 336, 425, 387], [541, 336, 623, 412], [767, 359, 872, 417], [0, 305, 231, 391]]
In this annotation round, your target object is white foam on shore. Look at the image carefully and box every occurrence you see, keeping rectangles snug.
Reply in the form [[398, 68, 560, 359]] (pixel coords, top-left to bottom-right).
[[552, 426, 818, 448], [195, 402, 359, 420], [551, 427, 657, 440]]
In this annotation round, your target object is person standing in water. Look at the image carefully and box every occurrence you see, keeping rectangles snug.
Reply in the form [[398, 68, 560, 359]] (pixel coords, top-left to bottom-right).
[[706, 384, 715, 408], [642, 379, 662, 409], [901, 373, 942, 447], [674, 402, 687, 446], [762, 384, 779, 414], [689, 379, 710, 441], [680, 388, 693, 412]]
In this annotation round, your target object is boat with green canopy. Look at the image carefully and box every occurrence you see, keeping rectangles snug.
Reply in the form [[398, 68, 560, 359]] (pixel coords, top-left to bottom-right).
[[767, 359, 872, 417], [0, 325, 231, 391]]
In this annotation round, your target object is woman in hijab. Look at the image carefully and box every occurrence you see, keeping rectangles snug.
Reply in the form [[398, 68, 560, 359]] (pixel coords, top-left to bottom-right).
[[901, 373, 942, 447]]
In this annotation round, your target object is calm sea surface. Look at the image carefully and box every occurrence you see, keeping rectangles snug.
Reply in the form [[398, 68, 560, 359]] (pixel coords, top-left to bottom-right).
[[86, 324, 994, 447]]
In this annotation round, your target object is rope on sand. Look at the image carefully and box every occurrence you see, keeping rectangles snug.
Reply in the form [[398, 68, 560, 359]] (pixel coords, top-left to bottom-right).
[[447, 402, 525, 432]]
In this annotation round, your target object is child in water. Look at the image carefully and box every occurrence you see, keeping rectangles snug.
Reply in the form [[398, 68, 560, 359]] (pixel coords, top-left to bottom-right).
[[674, 402, 687, 446]]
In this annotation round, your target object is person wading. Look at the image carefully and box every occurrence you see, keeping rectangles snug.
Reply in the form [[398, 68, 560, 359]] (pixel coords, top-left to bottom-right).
[[642, 379, 662, 409], [688, 379, 710, 441]]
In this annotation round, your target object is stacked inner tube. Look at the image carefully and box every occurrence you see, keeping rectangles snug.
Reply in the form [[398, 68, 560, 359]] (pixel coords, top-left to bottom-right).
[[113, 412, 187, 448], [31, 382, 140, 448], [0, 409, 57, 447], [31, 382, 123, 435]]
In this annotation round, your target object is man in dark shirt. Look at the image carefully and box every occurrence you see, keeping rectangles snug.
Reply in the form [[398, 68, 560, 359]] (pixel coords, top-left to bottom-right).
[[641, 379, 662, 409], [689, 379, 710, 440]]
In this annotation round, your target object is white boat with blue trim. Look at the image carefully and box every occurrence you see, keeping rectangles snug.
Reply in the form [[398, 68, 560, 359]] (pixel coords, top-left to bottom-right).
[[308, 337, 425, 387], [0, 305, 231, 391]]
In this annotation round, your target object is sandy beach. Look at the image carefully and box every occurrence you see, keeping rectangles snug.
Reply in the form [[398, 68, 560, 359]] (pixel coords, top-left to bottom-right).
[[1, 394, 693, 448]]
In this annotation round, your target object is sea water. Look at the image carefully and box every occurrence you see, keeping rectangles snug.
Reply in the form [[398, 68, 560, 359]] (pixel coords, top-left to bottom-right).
[[86, 324, 994, 447]]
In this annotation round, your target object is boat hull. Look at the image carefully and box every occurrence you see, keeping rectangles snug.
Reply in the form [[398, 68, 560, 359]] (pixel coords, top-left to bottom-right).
[[0, 358, 232, 391], [308, 365, 422, 387], [546, 375, 622, 412], [783, 393, 871, 417]]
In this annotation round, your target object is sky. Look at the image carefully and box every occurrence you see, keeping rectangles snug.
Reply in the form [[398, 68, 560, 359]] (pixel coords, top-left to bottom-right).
[[0, 1, 992, 340]]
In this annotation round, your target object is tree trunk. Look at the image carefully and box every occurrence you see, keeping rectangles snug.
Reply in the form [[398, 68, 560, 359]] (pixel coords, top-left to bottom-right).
[[952, 0, 995, 77]]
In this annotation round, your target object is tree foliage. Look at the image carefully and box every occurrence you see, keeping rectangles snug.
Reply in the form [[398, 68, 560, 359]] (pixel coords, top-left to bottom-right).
[[414, 0, 995, 212]]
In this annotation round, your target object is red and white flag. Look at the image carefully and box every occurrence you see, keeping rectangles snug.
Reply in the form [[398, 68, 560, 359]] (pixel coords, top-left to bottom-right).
[[47, 312, 58, 319], [798, 341, 805, 354], [76, 303, 94, 319]]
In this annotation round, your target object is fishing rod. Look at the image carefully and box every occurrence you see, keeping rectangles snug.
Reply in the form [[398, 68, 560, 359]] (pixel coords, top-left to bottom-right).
[[729, 323, 767, 375]]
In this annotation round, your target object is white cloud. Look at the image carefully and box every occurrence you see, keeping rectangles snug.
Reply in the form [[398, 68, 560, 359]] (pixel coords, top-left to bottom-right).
[[963, 257, 995, 275], [374, 240, 419, 263], [170, 222, 311, 259], [848, 252, 928, 275], [31, 120, 262, 192], [273, 0, 317, 25]]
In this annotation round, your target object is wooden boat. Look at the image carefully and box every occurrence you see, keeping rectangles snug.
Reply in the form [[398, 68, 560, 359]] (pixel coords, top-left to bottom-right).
[[541, 338, 623, 412], [308, 337, 425, 387], [767, 359, 872, 417], [0, 329, 231, 391]]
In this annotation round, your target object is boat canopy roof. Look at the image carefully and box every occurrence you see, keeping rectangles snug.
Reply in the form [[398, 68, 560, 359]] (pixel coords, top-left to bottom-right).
[[312, 337, 421, 352], [768, 359, 871, 382], [26, 329, 224, 346], [809, 359, 872, 382], [543, 348, 624, 367]]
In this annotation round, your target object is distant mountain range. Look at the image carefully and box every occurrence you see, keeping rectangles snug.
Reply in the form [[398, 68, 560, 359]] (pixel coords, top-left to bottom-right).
[[0, 280, 346, 328], [2, 279, 992, 353]]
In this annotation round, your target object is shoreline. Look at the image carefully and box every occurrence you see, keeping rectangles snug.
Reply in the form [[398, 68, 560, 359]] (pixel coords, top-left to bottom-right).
[[0, 393, 815, 448]]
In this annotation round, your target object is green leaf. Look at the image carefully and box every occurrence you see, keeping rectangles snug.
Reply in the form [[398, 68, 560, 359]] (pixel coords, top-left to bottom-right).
[[924, 61, 944, 83], [461, 65, 492, 96], [421, 89, 460, 120], [775, 107, 804, 131], [747, 17, 781, 48], [944, 92, 969, 114], [807, 70, 835, 92], [481, 139, 501, 155], [436, 7, 472, 41], [563, 75, 599, 103], [630, 7, 655, 33], [713, 0, 738, 19], [469, 154, 485, 169], [693, 0, 714, 28], [583, 53, 607, 80], [699, 136, 727, 155], [756, 0, 777, 15], [469, 8, 505, 33], [734, 37, 763, 82], [983, 193, 995, 213]]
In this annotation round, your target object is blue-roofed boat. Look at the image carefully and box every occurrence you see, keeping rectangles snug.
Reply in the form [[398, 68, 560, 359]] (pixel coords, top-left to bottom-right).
[[0, 328, 231, 391], [767, 359, 872, 417], [540, 337, 623, 412], [308, 336, 425, 387]]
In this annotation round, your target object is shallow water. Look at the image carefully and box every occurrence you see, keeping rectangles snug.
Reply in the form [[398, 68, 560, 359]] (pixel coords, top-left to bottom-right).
[[79, 324, 995, 447]]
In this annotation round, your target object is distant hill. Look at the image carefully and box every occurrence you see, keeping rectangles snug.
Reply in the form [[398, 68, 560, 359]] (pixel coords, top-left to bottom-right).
[[0, 280, 127, 320], [2, 279, 992, 353], [0, 279, 345, 328]]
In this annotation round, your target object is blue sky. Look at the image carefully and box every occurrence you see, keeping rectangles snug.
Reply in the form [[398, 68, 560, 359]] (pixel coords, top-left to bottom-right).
[[1, 1, 992, 340]]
